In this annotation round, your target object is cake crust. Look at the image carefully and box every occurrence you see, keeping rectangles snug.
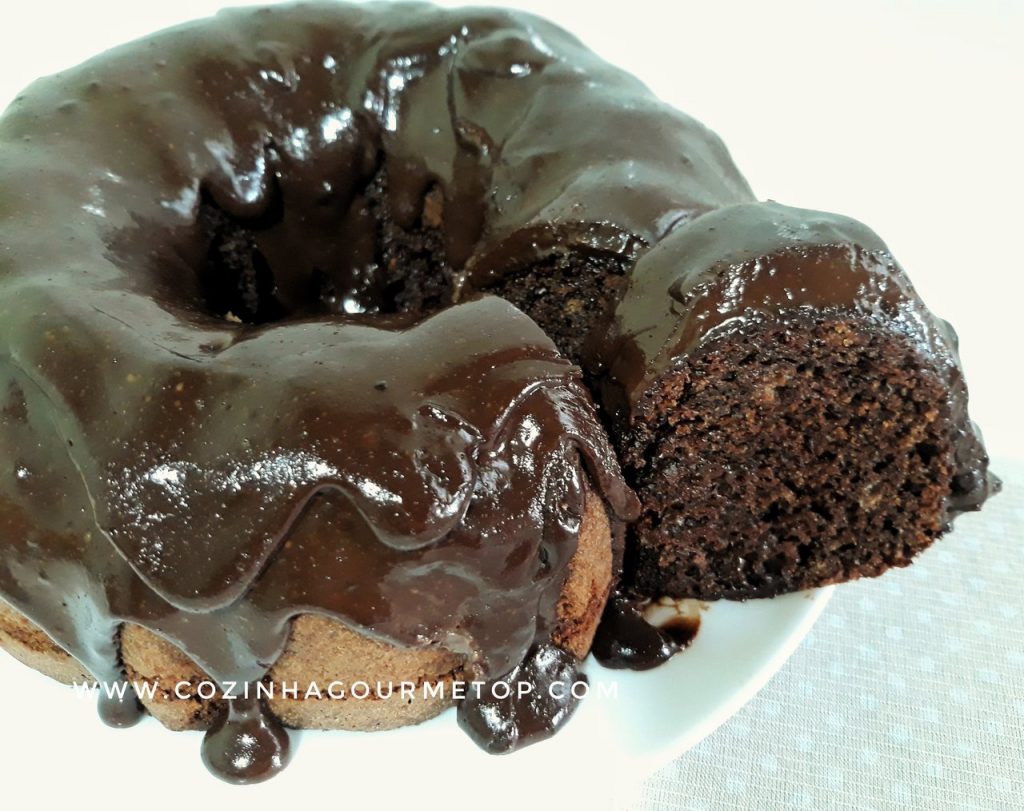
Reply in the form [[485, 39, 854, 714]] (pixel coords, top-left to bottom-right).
[[0, 485, 612, 732]]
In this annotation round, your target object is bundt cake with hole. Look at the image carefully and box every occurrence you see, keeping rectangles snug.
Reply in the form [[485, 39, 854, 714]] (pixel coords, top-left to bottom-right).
[[0, 0, 994, 783]]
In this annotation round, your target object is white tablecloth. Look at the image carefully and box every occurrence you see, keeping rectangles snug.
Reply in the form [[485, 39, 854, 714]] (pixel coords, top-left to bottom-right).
[[623, 457, 1023, 810]]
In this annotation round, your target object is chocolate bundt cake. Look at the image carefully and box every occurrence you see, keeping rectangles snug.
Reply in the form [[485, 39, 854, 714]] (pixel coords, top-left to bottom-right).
[[0, 0, 994, 782]]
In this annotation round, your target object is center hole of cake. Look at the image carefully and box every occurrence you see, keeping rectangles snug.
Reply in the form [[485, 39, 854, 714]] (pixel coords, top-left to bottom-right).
[[196, 176, 453, 325]]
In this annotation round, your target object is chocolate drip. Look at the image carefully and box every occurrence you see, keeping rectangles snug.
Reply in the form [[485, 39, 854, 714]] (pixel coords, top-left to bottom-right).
[[592, 595, 686, 671], [457, 643, 585, 754], [201, 694, 292, 784], [97, 685, 144, 729]]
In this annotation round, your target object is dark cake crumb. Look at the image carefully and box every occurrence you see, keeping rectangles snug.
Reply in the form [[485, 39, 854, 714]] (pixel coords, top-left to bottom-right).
[[364, 170, 454, 314], [198, 194, 287, 324], [350, 167, 631, 369], [487, 251, 628, 365], [618, 315, 956, 599]]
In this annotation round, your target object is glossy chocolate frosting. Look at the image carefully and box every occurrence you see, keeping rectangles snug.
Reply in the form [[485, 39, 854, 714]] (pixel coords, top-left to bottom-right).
[[0, 0, 994, 782], [0, 292, 637, 779]]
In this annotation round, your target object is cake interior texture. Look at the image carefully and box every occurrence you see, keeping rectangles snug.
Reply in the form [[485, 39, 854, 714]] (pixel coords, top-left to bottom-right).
[[619, 315, 957, 598]]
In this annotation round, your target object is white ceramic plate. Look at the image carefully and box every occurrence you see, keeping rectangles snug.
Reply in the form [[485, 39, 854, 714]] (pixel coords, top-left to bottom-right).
[[0, 587, 831, 806]]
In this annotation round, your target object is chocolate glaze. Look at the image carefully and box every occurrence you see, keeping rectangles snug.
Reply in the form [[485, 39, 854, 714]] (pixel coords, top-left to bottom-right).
[[97, 687, 145, 729], [591, 595, 680, 671], [591, 594, 701, 670], [0, 0, 994, 781], [457, 642, 584, 754], [201, 693, 292, 784], [0, 292, 637, 781]]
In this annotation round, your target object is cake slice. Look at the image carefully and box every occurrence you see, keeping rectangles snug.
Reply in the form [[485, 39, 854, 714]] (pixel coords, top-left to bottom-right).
[[596, 201, 995, 598]]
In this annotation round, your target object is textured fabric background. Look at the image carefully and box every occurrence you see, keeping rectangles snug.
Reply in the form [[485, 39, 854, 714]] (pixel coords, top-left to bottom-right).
[[621, 456, 1022, 810]]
